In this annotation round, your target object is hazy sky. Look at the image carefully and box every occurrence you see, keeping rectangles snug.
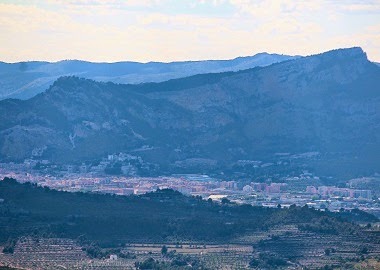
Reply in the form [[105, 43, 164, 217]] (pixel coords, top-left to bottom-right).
[[1, 0, 380, 62]]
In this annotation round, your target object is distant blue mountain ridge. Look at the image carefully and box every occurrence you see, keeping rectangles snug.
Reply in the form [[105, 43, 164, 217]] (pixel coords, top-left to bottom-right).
[[0, 52, 298, 100]]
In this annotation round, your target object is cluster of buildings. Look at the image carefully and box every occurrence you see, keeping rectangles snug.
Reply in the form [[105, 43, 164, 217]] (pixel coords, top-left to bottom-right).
[[0, 167, 230, 198], [306, 185, 372, 199], [241, 182, 372, 200], [231, 184, 377, 217], [22, 152, 154, 176], [243, 182, 288, 194], [0, 161, 379, 217]]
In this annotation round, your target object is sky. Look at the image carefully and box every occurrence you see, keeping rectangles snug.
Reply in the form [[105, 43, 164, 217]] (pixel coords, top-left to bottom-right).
[[1, 0, 380, 63]]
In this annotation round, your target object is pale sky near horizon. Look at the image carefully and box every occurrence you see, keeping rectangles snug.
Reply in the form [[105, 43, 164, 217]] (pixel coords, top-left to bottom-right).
[[1, 0, 380, 63]]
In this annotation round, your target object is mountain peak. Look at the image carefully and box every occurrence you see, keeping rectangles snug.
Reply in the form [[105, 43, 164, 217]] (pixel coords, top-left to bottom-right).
[[41, 76, 104, 98], [312, 47, 367, 61]]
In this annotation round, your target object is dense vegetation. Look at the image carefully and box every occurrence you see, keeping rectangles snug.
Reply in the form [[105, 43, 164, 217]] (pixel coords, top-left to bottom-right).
[[0, 178, 377, 249]]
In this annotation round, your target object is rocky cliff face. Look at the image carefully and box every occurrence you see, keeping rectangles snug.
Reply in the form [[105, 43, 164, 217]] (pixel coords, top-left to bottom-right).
[[0, 47, 379, 178]]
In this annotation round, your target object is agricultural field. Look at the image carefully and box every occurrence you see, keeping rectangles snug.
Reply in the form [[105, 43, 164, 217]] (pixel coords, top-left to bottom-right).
[[1, 228, 380, 270]]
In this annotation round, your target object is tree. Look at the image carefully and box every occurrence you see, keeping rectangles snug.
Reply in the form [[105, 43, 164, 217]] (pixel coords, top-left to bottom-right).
[[359, 247, 368, 254], [2, 238, 16, 254], [161, 245, 168, 255], [136, 258, 160, 269], [221, 198, 230, 204], [249, 258, 259, 268], [104, 163, 122, 175]]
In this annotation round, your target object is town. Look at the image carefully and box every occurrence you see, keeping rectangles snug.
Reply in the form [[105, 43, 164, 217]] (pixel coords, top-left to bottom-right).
[[1, 156, 379, 219]]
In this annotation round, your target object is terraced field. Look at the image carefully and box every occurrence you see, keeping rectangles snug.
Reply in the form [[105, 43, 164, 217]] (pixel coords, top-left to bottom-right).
[[1, 229, 379, 270]]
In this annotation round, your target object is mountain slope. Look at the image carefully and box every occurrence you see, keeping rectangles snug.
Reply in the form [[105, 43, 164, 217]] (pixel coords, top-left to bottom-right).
[[0, 47, 379, 179], [0, 53, 297, 100]]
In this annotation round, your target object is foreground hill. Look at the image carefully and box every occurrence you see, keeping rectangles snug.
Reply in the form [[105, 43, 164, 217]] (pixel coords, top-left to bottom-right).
[[0, 177, 377, 245], [0, 178, 379, 269], [0, 53, 296, 100], [0, 47, 379, 180]]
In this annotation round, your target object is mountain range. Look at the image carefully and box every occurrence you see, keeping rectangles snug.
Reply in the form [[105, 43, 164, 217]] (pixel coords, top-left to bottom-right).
[[0, 47, 379, 180], [0, 53, 297, 100]]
